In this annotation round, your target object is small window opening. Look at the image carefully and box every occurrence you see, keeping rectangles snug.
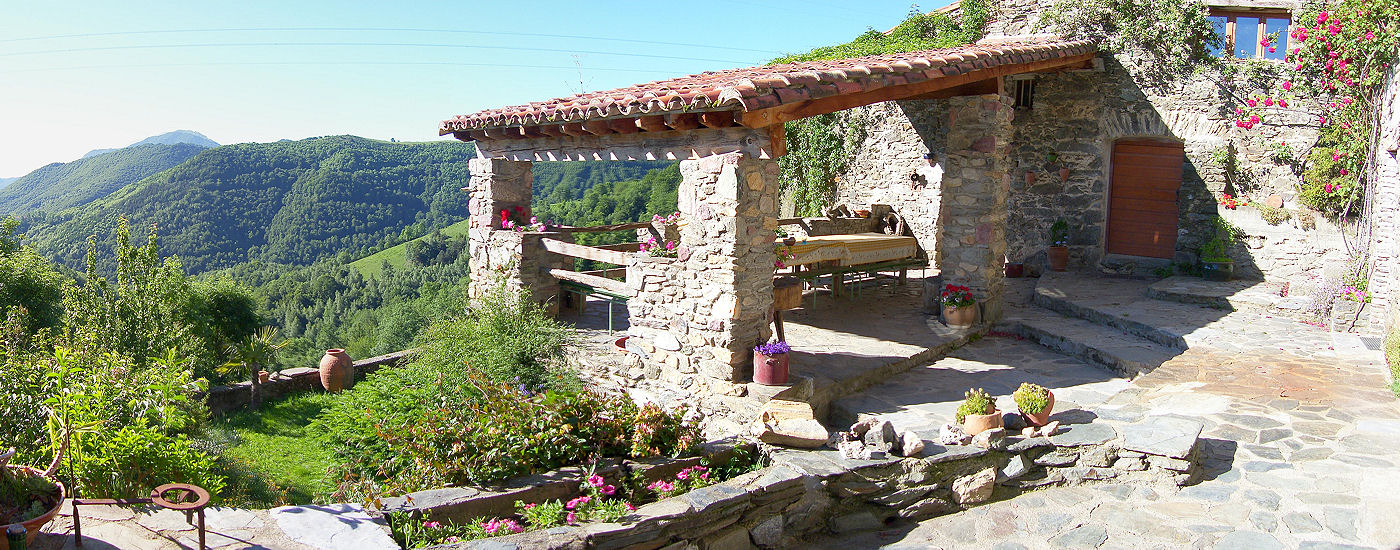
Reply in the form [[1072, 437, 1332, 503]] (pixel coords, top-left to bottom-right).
[[1012, 78, 1036, 109]]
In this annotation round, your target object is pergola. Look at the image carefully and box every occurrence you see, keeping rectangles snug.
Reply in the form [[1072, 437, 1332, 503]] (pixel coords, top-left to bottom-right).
[[442, 38, 1097, 389]]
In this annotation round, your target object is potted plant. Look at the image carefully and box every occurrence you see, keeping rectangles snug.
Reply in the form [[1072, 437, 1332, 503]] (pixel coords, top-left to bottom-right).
[[1012, 382, 1056, 427], [1047, 218, 1070, 272], [956, 388, 1002, 436], [753, 341, 790, 385], [1199, 216, 1237, 281], [940, 284, 977, 328], [0, 449, 65, 550]]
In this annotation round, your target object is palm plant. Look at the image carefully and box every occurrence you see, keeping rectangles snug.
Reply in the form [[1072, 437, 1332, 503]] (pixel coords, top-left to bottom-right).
[[222, 326, 285, 410]]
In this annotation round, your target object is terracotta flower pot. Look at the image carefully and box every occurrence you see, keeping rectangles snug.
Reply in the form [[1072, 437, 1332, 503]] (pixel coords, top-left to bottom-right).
[[1005, 263, 1025, 278], [963, 409, 1004, 436], [257, 370, 271, 384], [1020, 390, 1056, 427], [319, 349, 354, 393], [1047, 246, 1069, 272], [1025, 170, 1036, 185], [0, 466, 65, 550], [614, 336, 629, 354], [753, 351, 789, 385], [943, 304, 977, 327], [1059, 166, 1071, 182]]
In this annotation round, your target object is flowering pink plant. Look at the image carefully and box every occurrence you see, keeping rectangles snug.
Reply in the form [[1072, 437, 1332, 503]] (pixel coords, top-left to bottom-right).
[[640, 236, 679, 258], [940, 284, 975, 308], [646, 465, 713, 499], [651, 211, 682, 225]]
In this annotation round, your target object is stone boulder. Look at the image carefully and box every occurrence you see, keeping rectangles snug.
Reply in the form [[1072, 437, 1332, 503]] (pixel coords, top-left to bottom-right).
[[752, 399, 828, 448]]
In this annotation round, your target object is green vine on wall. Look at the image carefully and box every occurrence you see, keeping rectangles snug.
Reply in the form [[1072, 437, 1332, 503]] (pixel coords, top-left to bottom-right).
[[770, 0, 990, 215]]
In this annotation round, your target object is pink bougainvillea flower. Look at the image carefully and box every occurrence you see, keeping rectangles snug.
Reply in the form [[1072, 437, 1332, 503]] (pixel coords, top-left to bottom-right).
[[566, 512, 577, 524], [1246, 98, 1258, 107], [1249, 115, 1260, 124], [1264, 98, 1274, 107], [1279, 99, 1289, 108], [425, 521, 442, 529], [675, 469, 689, 480], [1332, 153, 1342, 161], [523, 503, 537, 509], [1366, 31, 1375, 40], [1268, 46, 1276, 53], [625, 503, 637, 511], [1319, 116, 1328, 125], [1340, 169, 1349, 175], [1317, 11, 1328, 24], [1235, 107, 1244, 115]]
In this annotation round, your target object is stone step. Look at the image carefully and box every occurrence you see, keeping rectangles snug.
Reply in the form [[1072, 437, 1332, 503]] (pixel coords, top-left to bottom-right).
[[1145, 276, 1295, 313], [1031, 272, 1237, 351], [999, 305, 1181, 379]]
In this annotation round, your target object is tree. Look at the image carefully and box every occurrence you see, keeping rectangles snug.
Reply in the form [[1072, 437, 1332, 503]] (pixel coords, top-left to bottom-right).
[[222, 326, 285, 409]]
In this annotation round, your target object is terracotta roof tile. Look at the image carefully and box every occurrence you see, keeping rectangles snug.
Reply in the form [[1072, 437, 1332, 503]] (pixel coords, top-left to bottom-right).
[[440, 38, 1095, 135]]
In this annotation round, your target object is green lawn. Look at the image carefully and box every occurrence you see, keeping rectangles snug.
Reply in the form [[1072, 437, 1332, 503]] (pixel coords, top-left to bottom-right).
[[349, 218, 472, 277], [1388, 325, 1400, 397], [215, 391, 340, 505]]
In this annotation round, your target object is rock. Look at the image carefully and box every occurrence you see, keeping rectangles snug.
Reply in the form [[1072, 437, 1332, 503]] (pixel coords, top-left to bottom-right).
[[753, 400, 828, 448], [1040, 421, 1060, 437], [830, 511, 882, 533], [838, 438, 866, 459], [1080, 445, 1118, 467], [1265, 194, 1284, 209], [899, 496, 956, 520], [940, 423, 972, 445], [864, 420, 897, 453], [1034, 450, 1078, 467], [1122, 416, 1203, 459], [849, 418, 878, 438], [654, 333, 682, 351], [899, 431, 925, 457], [972, 427, 1007, 450], [952, 467, 997, 504], [750, 515, 783, 547], [1002, 412, 1027, 431], [1022, 427, 1037, 437], [865, 450, 887, 460], [270, 504, 398, 550], [999, 454, 1032, 483]]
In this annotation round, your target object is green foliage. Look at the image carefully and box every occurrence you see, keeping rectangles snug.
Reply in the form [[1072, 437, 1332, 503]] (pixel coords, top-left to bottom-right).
[[779, 113, 869, 216], [1038, 0, 1220, 82], [0, 143, 208, 216], [770, 1, 989, 64], [0, 463, 61, 524], [1012, 382, 1050, 414], [413, 287, 576, 390], [0, 218, 66, 333], [1049, 218, 1070, 247], [68, 420, 225, 499], [1252, 202, 1291, 226], [22, 137, 475, 274], [209, 391, 339, 505], [1199, 216, 1241, 262], [955, 388, 994, 423], [1387, 324, 1400, 397], [519, 499, 567, 529]]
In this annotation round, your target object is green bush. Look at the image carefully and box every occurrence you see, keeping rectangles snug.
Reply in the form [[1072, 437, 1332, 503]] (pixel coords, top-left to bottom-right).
[[413, 287, 576, 389], [68, 421, 226, 499], [1012, 383, 1050, 415]]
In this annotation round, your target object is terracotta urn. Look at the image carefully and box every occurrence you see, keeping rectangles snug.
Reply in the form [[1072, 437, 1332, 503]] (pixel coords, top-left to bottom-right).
[[257, 370, 271, 384], [753, 351, 789, 385], [944, 304, 977, 328], [0, 466, 65, 550], [1047, 246, 1069, 272], [963, 408, 1004, 436], [1020, 390, 1056, 427], [319, 349, 354, 392]]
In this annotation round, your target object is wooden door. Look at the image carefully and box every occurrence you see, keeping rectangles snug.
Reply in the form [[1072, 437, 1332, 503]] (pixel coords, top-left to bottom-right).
[[1106, 140, 1184, 259]]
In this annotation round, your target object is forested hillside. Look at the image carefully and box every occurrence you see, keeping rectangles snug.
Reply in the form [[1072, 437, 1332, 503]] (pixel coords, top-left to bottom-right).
[[23, 136, 476, 273], [0, 143, 210, 215], [81, 129, 220, 159]]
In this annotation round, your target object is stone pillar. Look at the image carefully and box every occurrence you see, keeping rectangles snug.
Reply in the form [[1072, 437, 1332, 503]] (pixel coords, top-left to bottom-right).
[[936, 94, 1014, 323], [466, 157, 566, 314], [627, 152, 778, 387]]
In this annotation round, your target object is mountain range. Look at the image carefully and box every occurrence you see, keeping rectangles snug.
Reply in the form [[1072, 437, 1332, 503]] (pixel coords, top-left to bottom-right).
[[80, 130, 220, 159]]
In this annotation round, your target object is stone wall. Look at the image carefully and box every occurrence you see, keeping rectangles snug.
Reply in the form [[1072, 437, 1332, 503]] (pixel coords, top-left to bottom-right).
[[626, 153, 779, 387], [442, 416, 1203, 550], [833, 100, 948, 251], [936, 94, 1014, 322], [204, 351, 410, 415], [1368, 66, 1400, 331]]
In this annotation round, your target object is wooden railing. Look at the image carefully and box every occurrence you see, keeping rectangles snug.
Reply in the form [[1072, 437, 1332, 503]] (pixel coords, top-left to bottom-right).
[[540, 238, 632, 266]]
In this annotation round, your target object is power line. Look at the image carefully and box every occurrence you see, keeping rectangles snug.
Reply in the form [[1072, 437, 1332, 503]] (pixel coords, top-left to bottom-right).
[[6, 60, 685, 76], [0, 26, 785, 55], [0, 41, 761, 65]]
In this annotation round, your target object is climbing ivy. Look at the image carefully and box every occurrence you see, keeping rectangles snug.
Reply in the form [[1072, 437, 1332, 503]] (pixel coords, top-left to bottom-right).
[[771, 1, 990, 214]]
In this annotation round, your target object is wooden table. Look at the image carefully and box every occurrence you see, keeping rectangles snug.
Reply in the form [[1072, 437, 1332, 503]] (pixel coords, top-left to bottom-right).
[[776, 233, 925, 304]]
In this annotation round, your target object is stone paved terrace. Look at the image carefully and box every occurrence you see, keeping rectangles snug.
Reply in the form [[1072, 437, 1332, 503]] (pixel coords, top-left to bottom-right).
[[813, 272, 1400, 549], [33, 503, 398, 550]]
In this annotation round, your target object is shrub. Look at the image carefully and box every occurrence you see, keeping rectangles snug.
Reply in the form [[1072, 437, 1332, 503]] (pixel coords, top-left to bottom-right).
[[412, 286, 576, 390], [69, 421, 225, 499], [955, 388, 994, 423], [1012, 383, 1050, 414]]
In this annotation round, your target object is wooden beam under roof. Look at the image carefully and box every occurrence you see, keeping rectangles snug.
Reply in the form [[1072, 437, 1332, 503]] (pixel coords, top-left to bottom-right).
[[473, 125, 781, 162]]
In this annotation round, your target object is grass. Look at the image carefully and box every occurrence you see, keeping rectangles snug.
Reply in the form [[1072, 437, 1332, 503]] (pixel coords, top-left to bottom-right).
[[348, 218, 472, 277], [214, 391, 340, 505], [1387, 325, 1400, 397]]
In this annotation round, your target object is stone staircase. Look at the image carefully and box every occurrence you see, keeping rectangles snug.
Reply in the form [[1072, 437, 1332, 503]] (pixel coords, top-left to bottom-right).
[[999, 272, 1236, 379]]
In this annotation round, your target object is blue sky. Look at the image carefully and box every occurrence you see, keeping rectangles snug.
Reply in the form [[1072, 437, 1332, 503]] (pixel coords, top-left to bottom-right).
[[0, 1, 947, 177]]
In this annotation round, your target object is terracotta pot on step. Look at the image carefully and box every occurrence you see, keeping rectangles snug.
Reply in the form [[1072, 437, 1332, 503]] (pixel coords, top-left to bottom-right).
[[0, 466, 65, 550], [944, 304, 977, 328], [963, 407, 1004, 436], [1025, 171, 1036, 185], [257, 370, 271, 384], [753, 351, 790, 385], [1047, 246, 1069, 272], [319, 349, 354, 392], [1059, 166, 1071, 182], [1020, 390, 1056, 427]]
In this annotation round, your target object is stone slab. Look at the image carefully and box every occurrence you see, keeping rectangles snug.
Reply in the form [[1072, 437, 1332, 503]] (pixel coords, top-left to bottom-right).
[[269, 503, 397, 550], [1121, 416, 1203, 459], [1046, 421, 1117, 447]]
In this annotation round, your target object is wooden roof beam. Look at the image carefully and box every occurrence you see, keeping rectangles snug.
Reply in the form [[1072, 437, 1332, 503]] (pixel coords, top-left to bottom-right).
[[700, 111, 738, 129], [664, 113, 701, 131], [636, 115, 669, 133]]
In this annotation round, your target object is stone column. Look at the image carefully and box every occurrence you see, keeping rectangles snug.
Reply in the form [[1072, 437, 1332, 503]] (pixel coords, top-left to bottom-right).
[[627, 152, 778, 387], [936, 94, 1014, 323], [466, 157, 565, 314]]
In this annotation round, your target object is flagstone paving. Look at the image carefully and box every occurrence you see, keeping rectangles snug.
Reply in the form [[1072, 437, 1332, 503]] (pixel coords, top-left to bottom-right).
[[813, 276, 1400, 549]]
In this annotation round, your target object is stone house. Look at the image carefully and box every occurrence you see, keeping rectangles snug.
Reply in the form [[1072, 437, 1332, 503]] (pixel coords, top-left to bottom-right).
[[440, 0, 1400, 391]]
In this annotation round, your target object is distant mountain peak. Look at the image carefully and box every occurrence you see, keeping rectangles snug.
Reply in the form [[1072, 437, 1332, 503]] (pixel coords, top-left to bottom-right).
[[82, 130, 219, 159]]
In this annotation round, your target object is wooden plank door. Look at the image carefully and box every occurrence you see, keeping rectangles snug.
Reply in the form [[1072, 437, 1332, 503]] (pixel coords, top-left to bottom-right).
[[1106, 140, 1184, 259]]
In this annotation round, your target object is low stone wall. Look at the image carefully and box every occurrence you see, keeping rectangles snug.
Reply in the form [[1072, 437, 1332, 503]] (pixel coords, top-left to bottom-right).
[[438, 416, 1203, 549], [204, 350, 412, 415]]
